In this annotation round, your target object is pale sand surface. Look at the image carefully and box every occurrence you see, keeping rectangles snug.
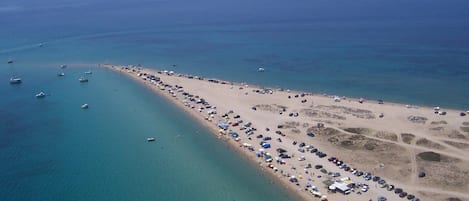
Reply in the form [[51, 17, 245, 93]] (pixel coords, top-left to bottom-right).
[[103, 64, 469, 201]]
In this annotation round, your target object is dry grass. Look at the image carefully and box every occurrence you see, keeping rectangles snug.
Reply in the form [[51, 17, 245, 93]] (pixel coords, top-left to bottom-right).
[[401, 133, 415, 144], [416, 138, 446, 150], [254, 104, 287, 113], [448, 130, 467, 139], [444, 141, 469, 150], [374, 131, 398, 141], [300, 109, 346, 120], [315, 105, 375, 119], [343, 127, 372, 135], [416, 153, 468, 191], [430, 126, 444, 131], [431, 120, 448, 125], [460, 127, 469, 133]]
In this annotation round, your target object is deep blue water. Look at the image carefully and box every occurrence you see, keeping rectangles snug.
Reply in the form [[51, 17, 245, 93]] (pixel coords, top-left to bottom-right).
[[1, 0, 469, 200]]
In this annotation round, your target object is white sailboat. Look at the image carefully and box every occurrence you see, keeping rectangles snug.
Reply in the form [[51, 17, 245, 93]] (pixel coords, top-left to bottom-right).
[[79, 76, 88, 83], [9, 77, 22, 84], [35, 91, 46, 98]]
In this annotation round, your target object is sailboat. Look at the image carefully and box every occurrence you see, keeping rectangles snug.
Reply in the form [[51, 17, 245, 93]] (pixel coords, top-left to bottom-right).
[[8, 58, 22, 84], [35, 91, 46, 98], [9, 77, 22, 84], [79, 76, 88, 83]]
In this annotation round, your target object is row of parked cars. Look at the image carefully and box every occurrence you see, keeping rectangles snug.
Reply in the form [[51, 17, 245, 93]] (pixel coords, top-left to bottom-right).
[[326, 157, 420, 201], [294, 141, 328, 158]]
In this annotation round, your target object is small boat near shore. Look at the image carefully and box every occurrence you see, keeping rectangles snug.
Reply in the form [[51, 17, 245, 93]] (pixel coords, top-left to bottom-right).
[[147, 137, 156, 142], [79, 77, 88, 82], [9, 77, 22, 84], [35, 91, 46, 98], [81, 103, 89, 109], [60, 64, 67, 69]]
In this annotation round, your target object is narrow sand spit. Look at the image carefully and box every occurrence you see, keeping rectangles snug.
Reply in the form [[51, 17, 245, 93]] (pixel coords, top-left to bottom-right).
[[103, 64, 469, 201]]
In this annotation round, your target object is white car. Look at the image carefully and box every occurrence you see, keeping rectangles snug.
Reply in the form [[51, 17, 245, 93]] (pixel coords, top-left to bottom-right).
[[361, 186, 369, 192]]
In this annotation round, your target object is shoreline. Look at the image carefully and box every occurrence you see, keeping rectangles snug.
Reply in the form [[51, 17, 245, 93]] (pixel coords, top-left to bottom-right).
[[102, 65, 311, 201], [103, 65, 309, 201], [101, 64, 469, 201]]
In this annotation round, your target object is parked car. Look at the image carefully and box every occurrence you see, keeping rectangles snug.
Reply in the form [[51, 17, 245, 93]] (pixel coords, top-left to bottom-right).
[[394, 188, 403, 194], [263, 136, 272, 141], [399, 192, 408, 198], [387, 184, 395, 191]]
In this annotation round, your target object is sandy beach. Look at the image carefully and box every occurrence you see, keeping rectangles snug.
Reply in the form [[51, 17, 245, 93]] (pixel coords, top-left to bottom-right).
[[103, 64, 469, 201]]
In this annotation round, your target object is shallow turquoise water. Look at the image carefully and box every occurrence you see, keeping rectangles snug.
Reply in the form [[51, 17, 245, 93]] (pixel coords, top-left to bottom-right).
[[0, 67, 297, 201]]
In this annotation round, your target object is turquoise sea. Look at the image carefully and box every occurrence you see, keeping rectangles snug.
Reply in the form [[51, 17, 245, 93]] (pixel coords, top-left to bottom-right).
[[1, 0, 469, 200]]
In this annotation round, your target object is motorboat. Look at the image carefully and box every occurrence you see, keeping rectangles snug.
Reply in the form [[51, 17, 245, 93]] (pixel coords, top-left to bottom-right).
[[258, 67, 265, 72], [81, 104, 89, 109], [57, 72, 65, 77], [147, 137, 156, 142], [35, 91, 46, 98], [7, 58, 13, 64], [60, 64, 67, 69], [84, 71, 92, 75], [79, 77, 88, 82], [9, 77, 22, 84]]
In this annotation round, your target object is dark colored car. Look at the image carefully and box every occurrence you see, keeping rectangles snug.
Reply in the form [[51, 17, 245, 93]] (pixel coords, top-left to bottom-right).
[[394, 188, 403, 194], [399, 192, 408, 198], [407, 194, 415, 200], [276, 148, 287, 153], [263, 137, 272, 141], [373, 176, 381, 182], [279, 154, 291, 158]]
